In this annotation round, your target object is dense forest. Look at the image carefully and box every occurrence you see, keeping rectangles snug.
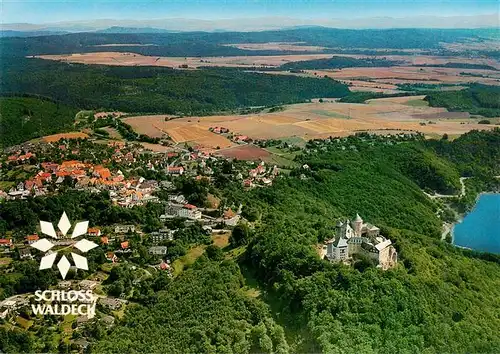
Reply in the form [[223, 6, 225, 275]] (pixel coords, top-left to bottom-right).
[[0, 97, 78, 148], [281, 56, 400, 70], [94, 260, 289, 353], [425, 84, 500, 117], [0, 59, 350, 115], [412, 62, 499, 71], [427, 128, 500, 176], [0, 190, 163, 235], [338, 91, 418, 103]]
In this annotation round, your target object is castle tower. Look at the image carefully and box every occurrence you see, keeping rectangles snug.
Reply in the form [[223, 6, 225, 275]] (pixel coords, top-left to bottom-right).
[[335, 220, 345, 238], [352, 213, 363, 237]]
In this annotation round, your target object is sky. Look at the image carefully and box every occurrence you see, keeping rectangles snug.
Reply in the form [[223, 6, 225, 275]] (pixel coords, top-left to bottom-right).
[[2, 0, 499, 24]]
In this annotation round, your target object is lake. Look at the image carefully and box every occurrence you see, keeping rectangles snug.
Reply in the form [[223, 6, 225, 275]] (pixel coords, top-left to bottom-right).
[[453, 193, 500, 254]]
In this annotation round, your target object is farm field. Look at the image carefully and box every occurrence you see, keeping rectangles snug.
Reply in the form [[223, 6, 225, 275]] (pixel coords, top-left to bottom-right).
[[122, 96, 498, 148], [34, 51, 500, 73], [34, 52, 334, 69], [41, 132, 89, 142], [217, 144, 271, 160], [101, 127, 122, 139], [308, 66, 500, 86]]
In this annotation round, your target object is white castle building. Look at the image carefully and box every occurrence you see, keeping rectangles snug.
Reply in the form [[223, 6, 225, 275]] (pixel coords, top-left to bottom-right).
[[325, 214, 397, 270]]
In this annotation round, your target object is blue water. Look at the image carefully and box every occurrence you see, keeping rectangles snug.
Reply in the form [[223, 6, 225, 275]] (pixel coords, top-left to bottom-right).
[[453, 194, 500, 254]]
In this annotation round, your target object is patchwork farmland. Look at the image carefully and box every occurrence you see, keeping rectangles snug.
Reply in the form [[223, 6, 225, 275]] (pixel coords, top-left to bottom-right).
[[123, 96, 498, 149]]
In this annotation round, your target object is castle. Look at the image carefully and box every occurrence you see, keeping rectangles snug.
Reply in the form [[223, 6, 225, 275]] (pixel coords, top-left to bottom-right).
[[325, 214, 397, 270]]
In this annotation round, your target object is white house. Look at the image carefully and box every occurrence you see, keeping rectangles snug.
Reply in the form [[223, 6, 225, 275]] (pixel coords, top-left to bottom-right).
[[178, 204, 202, 220], [151, 229, 175, 244]]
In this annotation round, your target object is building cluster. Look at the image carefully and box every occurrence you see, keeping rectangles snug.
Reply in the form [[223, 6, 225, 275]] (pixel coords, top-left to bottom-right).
[[241, 161, 279, 188], [2, 158, 164, 208], [162, 194, 242, 227], [209, 126, 251, 144], [324, 214, 398, 270]]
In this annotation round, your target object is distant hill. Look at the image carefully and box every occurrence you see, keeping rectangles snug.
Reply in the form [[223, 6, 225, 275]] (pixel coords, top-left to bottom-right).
[[0, 30, 68, 37], [96, 26, 178, 34]]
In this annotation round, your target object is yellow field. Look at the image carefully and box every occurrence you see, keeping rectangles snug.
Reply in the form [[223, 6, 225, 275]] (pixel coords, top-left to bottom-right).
[[122, 96, 497, 147], [309, 66, 500, 86], [42, 132, 89, 142], [35, 52, 333, 69]]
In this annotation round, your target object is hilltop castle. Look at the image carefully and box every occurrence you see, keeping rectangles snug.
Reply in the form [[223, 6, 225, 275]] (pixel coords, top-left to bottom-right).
[[325, 214, 397, 270]]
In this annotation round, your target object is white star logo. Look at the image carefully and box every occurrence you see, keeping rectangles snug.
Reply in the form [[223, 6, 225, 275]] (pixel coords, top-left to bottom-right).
[[30, 212, 98, 279]]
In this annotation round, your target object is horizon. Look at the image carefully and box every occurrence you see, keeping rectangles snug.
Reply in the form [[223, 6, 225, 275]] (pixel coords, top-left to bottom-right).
[[2, 0, 499, 30]]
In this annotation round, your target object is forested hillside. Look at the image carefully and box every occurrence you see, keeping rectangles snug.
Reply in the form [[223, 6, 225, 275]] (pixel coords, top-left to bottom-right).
[[229, 131, 500, 353], [281, 56, 400, 70], [0, 59, 350, 115], [94, 261, 289, 353], [427, 128, 500, 176], [0, 96, 78, 147], [1, 28, 497, 58], [425, 84, 500, 117]]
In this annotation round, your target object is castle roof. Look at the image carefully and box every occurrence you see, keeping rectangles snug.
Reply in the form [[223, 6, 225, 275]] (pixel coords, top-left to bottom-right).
[[354, 213, 363, 222], [375, 239, 392, 251], [333, 237, 348, 248]]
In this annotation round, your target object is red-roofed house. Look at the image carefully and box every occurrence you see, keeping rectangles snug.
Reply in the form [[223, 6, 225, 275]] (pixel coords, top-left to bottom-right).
[[26, 234, 39, 245], [93, 167, 111, 179], [120, 241, 129, 250], [42, 162, 60, 172], [106, 252, 118, 263], [235, 135, 250, 143], [167, 166, 184, 175], [70, 170, 86, 178], [87, 228, 101, 237], [100, 236, 109, 245], [159, 261, 170, 271], [0, 239, 13, 247], [61, 160, 84, 168], [211, 127, 229, 134], [56, 171, 71, 177], [24, 180, 36, 190], [18, 153, 34, 161], [38, 172, 52, 183]]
